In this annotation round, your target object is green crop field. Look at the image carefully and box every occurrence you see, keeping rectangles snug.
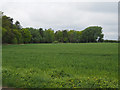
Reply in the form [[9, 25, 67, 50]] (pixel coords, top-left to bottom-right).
[[2, 43, 118, 88]]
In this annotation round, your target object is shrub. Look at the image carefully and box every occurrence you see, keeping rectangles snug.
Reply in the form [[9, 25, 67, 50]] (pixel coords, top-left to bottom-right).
[[53, 41, 59, 44]]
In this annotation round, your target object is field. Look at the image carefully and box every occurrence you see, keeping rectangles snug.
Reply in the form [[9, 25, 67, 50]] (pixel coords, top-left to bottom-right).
[[2, 43, 118, 88]]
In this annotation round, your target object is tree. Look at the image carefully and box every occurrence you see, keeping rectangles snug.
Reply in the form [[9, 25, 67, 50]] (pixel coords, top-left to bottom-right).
[[62, 30, 69, 43], [44, 28, 54, 43], [21, 28, 32, 43], [1, 12, 105, 44], [2, 27, 7, 43], [39, 28, 44, 37], [39, 28, 45, 43], [2, 15, 13, 30], [29, 28, 42, 43], [2, 14, 23, 44], [12, 29, 23, 43], [55, 30, 63, 42], [76, 31, 82, 43], [68, 30, 78, 43], [14, 21, 21, 30], [4, 29, 15, 44], [81, 26, 103, 42]]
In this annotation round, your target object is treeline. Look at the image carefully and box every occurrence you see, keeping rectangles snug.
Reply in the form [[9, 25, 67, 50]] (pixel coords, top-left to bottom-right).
[[104, 40, 119, 43], [1, 14, 104, 44]]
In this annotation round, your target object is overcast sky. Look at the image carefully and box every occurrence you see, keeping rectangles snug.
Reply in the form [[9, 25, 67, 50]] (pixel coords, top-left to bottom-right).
[[0, 1, 118, 40]]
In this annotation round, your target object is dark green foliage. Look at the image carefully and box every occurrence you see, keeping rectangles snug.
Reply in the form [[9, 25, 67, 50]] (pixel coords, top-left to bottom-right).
[[2, 13, 105, 44], [39, 28, 44, 38], [28, 28, 42, 43], [2, 28, 7, 43], [62, 30, 69, 43], [2, 15, 15, 44], [81, 26, 104, 42], [2, 15, 13, 30], [55, 30, 63, 42], [12, 29, 23, 44], [11, 37, 18, 44], [39, 28, 44, 43], [104, 40, 118, 43], [68, 30, 81, 43], [44, 28, 54, 43], [2, 15, 31, 44], [14, 21, 21, 30], [21, 28, 32, 43]]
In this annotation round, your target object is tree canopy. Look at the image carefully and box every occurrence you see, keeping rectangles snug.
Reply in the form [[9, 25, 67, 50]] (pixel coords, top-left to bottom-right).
[[1, 13, 104, 44]]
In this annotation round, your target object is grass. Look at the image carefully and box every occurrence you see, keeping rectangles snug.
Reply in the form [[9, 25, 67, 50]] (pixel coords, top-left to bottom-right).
[[2, 43, 118, 88]]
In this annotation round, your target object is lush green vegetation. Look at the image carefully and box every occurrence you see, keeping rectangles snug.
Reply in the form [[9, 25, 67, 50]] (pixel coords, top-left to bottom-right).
[[1, 13, 104, 44], [2, 43, 118, 88]]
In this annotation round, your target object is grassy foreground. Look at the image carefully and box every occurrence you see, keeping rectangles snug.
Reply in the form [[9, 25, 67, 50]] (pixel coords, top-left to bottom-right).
[[2, 43, 118, 88]]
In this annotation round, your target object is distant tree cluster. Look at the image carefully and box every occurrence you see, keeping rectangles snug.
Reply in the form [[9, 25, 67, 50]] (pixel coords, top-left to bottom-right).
[[1, 14, 104, 44], [104, 40, 119, 43]]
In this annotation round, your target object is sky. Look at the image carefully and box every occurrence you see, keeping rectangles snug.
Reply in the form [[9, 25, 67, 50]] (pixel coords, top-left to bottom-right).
[[0, 0, 118, 40]]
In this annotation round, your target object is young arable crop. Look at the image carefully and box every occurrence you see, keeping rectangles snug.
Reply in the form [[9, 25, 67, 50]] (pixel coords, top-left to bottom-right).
[[2, 43, 118, 88]]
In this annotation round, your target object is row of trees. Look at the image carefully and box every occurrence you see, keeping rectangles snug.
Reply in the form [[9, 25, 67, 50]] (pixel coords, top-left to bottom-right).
[[1, 14, 104, 44]]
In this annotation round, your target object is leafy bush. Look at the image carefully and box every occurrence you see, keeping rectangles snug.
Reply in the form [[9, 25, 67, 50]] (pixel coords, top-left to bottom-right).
[[53, 41, 59, 44]]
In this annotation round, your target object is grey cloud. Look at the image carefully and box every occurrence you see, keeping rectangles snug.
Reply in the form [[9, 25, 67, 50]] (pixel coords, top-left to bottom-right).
[[0, 2, 118, 40]]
